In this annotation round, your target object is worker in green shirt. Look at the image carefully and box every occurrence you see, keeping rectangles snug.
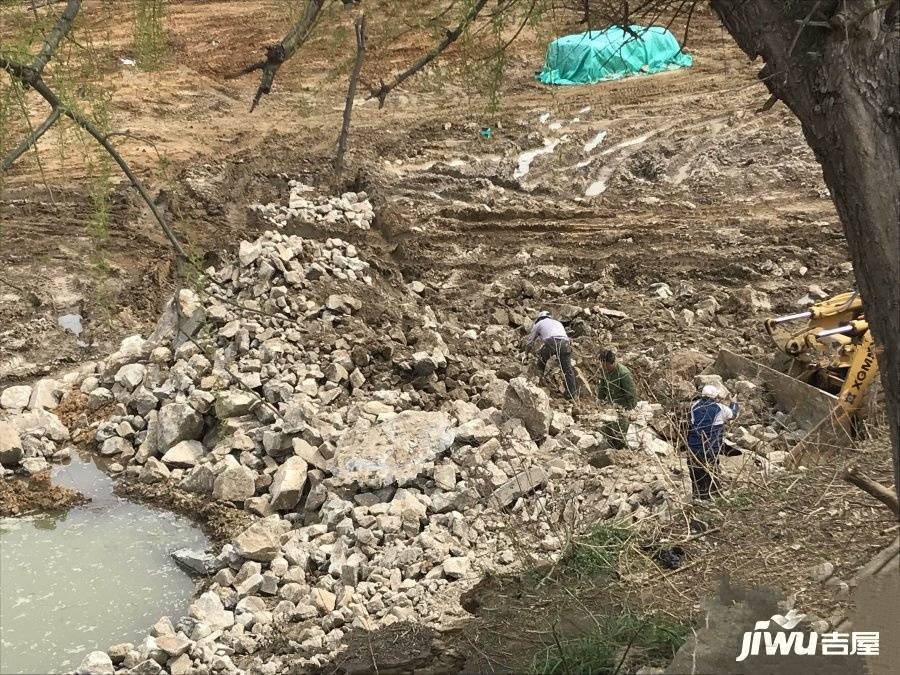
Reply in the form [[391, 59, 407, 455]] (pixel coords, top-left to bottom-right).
[[596, 349, 638, 448]]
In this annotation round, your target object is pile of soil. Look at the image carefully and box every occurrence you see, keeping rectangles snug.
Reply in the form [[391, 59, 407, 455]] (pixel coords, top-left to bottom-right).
[[0, 471, 88, 517]]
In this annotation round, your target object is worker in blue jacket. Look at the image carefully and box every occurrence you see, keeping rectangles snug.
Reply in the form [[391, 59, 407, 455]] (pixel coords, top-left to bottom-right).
[[686, 384, 739, 500]]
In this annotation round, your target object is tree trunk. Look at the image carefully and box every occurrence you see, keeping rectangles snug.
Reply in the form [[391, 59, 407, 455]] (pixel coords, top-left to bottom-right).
[[710, 0, 900, 496], [335, 14, 366, 176]]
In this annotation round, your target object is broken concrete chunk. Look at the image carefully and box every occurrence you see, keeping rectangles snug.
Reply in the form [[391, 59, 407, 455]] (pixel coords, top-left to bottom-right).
[[28, 378, 64, 410], [189, 591, 234, 630], [442, 556, 470, 580], [0, 421, 24, 467], [234, 515, 287, 562], [269, 456, 308, 510], [157, 402, 203, 451], [325, 294, 361, 314], [212, 464, 256, 502], [292, 438, 328, 471], [311, 587, 336, 614], [13, 409, 70, 442], [100, 436, 132, 457], [432, 464, 457, 491], [502, 377, 551, 440], [76, 651, 114, 675], [214, 390, 257, 418], [489, 467, 549, 509], [330, 411, 455, 488], [147, 289, 206, 349], [0, 385, 32, 410], [115, 363, 146, 391], [171, 548, 223, 575], [139, 457, 170, 484], [161, 440, 205, 468]]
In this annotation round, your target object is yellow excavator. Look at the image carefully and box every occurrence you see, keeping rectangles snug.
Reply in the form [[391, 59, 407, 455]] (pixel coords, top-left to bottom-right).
[[764, 291, 879, 430]]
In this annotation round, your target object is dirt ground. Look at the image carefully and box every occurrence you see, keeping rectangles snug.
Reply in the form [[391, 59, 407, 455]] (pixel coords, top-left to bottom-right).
[[0, 470, 87, 517], [1, 2, 847, 385], [1, 1, 894, 672]]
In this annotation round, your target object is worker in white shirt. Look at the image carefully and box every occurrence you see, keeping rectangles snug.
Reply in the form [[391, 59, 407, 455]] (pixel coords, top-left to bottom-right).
[[523, 310, 578, 398]]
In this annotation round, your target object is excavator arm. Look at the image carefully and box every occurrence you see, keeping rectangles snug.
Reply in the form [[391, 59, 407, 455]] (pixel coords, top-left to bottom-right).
[[764, 292, 879, 442], [765, 291, 863, 358], [834, 327, 879, 420]]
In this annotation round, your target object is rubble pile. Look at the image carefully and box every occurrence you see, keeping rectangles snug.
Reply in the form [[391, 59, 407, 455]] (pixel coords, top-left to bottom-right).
[[0, 222, 822, 674], [250, 181, 375, 231], [0, 381, 73, 476], [0, 228, 685, 674]]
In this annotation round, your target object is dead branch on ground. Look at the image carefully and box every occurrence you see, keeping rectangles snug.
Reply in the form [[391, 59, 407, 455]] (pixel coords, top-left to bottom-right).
[[843, 465, 900, 518]]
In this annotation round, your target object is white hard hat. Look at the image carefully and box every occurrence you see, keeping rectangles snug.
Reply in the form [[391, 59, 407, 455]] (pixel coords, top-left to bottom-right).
[[702, 384, 720, 398], [535, 310, 551, 321]]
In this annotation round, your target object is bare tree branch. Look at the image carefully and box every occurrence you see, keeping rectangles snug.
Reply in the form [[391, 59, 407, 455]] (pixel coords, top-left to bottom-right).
[[239, 0, 327, 112], [32, 0, 81, 73], [334, 13, 366, 176], [0, 107, 60, 171], [1, 51, 189, 261], [369, 0, 489, 108]]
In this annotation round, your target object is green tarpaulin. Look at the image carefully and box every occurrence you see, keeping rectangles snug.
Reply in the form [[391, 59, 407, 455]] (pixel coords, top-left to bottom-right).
[[537, 25, 692, 85]]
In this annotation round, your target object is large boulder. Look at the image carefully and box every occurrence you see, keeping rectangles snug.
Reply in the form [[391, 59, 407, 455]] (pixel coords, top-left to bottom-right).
[[1, 385, 32, 410], [269, 456, 308, 510], [157, 402, 203, 451], [147, 289, 206, 349], [330, 410, 456, 488], [189, 591, 234, 630], [502, 377, 552, 440], [212, 464, 256, 502], [234, 515, 288, 562], [76, 651, 114, 675], [214, 390, 256, 419], [161, 440, 205, 468], [28, 378, 64, 410], [0, 421, 23, 467]]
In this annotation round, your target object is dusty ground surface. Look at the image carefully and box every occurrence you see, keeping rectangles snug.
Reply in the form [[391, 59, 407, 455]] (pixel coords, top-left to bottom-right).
[[1, 1, 895, 673], [1, 2, 846, 385], [446, 443, 898, 673], [0, 470, 87, 517]]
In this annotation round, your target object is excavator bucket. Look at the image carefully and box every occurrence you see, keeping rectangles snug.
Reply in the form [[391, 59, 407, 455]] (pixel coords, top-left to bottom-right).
[[706, 350, 850, 461]]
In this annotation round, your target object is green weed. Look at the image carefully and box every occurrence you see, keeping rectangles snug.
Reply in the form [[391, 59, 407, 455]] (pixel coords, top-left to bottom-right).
[[134, 0, 167, 70], [561, 520, 634, 578], [532, 611, 691, 674]]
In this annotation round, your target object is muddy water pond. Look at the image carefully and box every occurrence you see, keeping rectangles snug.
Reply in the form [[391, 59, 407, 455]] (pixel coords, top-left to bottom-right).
[[0, 454, 209, 674]]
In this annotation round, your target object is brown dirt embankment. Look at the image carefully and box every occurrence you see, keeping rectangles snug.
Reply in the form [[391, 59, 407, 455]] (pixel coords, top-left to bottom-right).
[[0, 471, 88, 517]]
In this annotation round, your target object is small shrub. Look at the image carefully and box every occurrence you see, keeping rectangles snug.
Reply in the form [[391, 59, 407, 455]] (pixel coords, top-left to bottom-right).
[[134, 0, 167, 70], [562, 520, 633, 578], [532, 611, 691, 674]]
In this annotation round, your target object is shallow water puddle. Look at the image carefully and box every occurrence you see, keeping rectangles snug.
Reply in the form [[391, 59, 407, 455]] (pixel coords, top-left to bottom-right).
[[514, 138, 562, 179], [0, 454, 208, 674]]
